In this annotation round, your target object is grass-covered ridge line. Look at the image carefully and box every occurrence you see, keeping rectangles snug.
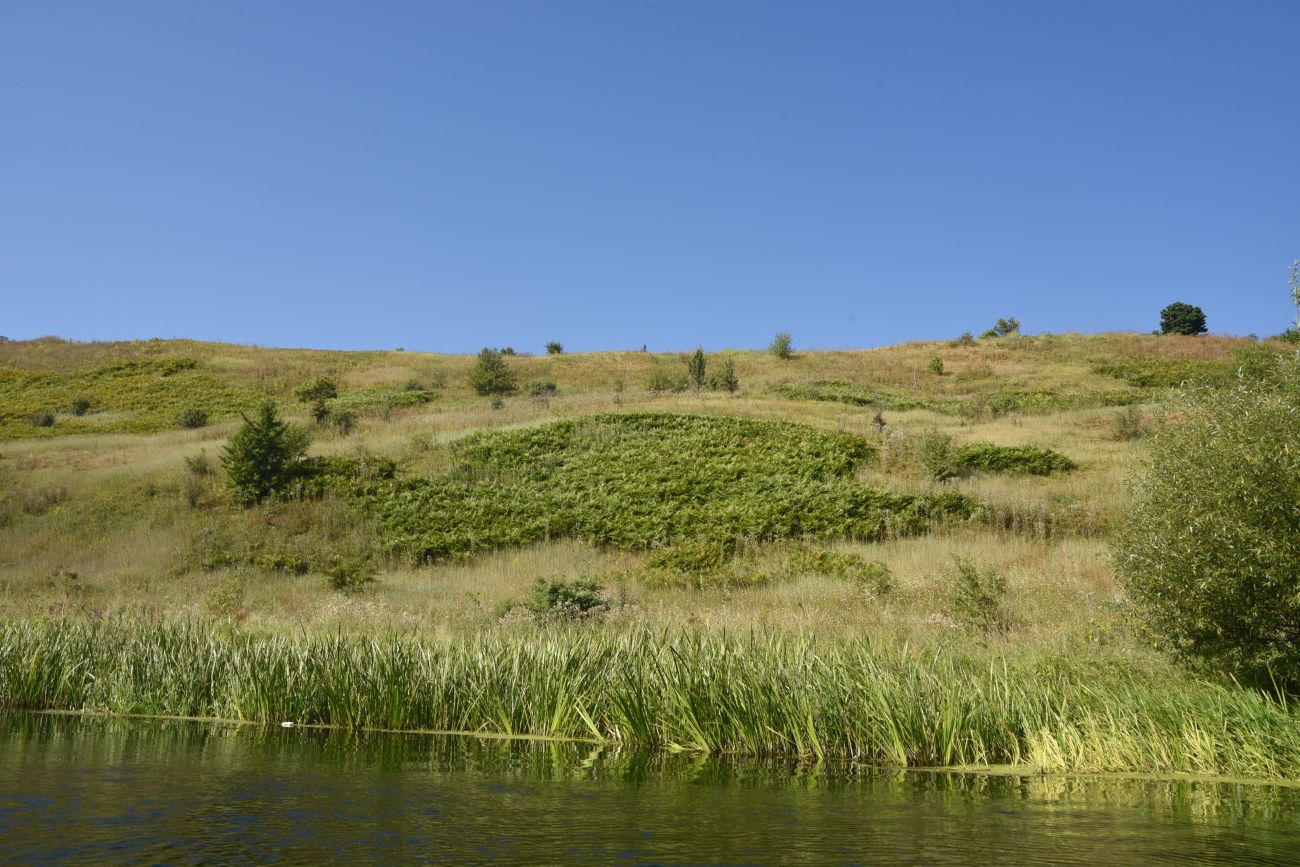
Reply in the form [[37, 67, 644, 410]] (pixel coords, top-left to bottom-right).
[[375, 413, 975, 562], [3, 619, 1298, 779]]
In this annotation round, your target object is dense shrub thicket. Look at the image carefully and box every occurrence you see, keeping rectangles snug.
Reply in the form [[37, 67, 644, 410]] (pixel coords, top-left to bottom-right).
[[373, 413, 975, 562], [1116, 353, 1300, 688]]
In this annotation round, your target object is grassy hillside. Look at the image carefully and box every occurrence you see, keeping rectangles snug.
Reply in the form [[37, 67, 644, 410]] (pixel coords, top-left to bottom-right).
[[2, 329, 1296, 776]]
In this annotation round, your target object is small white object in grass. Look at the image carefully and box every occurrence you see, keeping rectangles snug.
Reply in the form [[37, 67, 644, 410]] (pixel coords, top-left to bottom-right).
[[280, 721, 295, 728]]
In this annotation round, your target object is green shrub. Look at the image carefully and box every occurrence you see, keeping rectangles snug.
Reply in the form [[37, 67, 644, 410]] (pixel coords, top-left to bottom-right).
[[707, 357, 739, 393], [69, 396, 91, 416], [950, 332, 975, 347], [928, 356, 944, 376], [178, 408, 209, 429], [220, 402, 311, 506], [294, 377, 338, 403], [645, 539, 737, 573], [1112, 406, 1147, 441], [1159, 302, 1207, 336], [946, 557, 1009, 633], [330, 409, 356, 436], [323, 554, 378, 592], [769, 332, 793, 359], [645, 368, 688, 393], [1115, 354, 1300, 688], [915, 429, 958, 481], [30, 412, 54, 428], [469, 348, 517, 396], [687, 347, 707, 390], [982, 317, 1020, 339], [526, 380, 558, 397], [952, 443, 1074, 476], [526, 577, 609, 619], [786, 548, 892, 594], [545, 341, 564, 356]]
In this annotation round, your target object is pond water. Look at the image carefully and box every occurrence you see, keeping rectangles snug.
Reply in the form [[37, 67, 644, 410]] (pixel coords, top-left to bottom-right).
[[1, 713, 1297, 864]]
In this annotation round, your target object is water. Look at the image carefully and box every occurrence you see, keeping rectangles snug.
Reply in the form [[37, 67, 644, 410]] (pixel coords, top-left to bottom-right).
[[1, 713, 1298, 865]]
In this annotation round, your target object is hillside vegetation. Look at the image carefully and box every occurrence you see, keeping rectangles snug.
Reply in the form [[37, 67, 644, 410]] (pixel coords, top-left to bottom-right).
[[2, 329, 1297, 775]]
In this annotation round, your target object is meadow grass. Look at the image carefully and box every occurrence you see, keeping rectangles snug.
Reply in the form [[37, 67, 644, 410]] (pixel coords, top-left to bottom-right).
[[2, 618, 1297, 780]]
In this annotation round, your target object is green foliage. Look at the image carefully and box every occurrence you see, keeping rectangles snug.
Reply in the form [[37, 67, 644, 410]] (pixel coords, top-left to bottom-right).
[[469, 348, 517, 396], [1094, 358, 1227, 388], [545, 341, 564, 356], [928, 356, 944, 376], [1115, 355, 1300, 688], [785, 547, 892, 594], [220, 402, 311, 506], [946, 557, 1009, 633], [769, 381, 962, 414], [178, 408, 209, 429], [330, 409, 356, 436], [525, 577, 610, 619], [687, 347, 707, 390], [294, 377, 338, 403], [526, 380, 558, 397], [323, 554, 378, 592], [982, 317, 1020, 338], [915, 429, 957, 481], [768, 332, 793, 359], [707, 356, 739, 393], [68, 396, 91, 416], [30, 412, 54, 428], [645, 368, 688, 393], [1159, 302, 1208, 335], [1111, 405, 1147, 441], [0, 358, 257, 440], [952, 443, 1074, 476], [10, 620, 1300, 776], [373, 414, 975, 563]]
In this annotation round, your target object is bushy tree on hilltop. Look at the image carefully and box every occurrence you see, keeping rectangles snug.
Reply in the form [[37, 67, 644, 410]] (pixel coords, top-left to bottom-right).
[[1159, 302, 1207, 335]]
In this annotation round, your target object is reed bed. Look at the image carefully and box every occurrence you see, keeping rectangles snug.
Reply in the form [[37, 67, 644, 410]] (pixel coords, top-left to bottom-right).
[[2, 618, 1296, 780]]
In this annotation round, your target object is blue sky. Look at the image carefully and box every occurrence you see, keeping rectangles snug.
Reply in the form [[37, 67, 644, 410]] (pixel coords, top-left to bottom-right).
[[3, 1, 1297, 352]]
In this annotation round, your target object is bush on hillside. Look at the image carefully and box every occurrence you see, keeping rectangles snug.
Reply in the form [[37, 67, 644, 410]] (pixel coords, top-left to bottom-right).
[[69, 396, 91, 416], [294, 376, 338, 403], [1159, 302, 1207, 336], [469, 348, 517, 396], [769, 332, 794, 359], [220, 402, 311, 506], [980, 317, 1020, 339], [707, 357, 739, 393], [1116, 352, 1300, 688], [178, 408, 209, 429], [952, 443, 1074, 476], [687, 347, 707, 390], [545, 341, 564, 355]]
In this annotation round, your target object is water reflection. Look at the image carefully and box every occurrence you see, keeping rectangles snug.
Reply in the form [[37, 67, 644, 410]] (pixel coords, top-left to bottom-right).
[[1, 712, 1297, 864]]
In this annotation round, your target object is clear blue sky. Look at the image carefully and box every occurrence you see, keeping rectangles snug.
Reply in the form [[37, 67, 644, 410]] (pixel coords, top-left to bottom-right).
[[3, 1, 1297, 352]]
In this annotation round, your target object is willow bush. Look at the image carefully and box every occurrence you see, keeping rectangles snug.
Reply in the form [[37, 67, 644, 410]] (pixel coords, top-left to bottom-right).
[[1116, 354, 1300, 688]]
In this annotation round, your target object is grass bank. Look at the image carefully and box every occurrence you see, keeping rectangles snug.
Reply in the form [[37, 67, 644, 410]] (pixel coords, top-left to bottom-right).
[[2, 618, 1297, 781]]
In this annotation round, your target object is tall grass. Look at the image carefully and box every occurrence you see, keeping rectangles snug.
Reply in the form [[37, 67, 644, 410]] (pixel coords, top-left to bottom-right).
[[2, 618, 1297, 780]]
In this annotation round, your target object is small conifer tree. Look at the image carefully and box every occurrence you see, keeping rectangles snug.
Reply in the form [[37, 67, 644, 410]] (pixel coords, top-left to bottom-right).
[[469, 348, 517, 395], [220, 402, 310, 506], [687, 347, 707, 390]]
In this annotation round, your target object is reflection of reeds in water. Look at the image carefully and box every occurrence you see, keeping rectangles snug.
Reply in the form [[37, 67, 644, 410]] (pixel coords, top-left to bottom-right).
[[3, 619, 1299, 781], [5, 711, 1298, 827]]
